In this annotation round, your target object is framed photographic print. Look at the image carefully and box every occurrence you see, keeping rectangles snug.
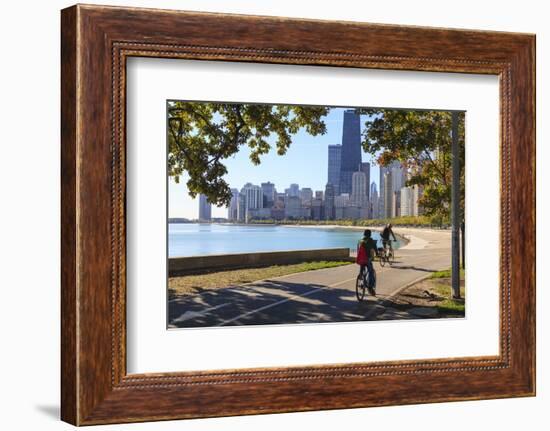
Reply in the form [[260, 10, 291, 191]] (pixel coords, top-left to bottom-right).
[[61, 4, 535, 425]]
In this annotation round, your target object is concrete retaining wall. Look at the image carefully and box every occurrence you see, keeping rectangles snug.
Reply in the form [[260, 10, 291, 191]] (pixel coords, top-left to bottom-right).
[[169, 248, 351, 276]]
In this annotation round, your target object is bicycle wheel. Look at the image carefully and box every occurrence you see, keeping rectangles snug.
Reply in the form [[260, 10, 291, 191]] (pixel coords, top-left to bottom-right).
[[356, 274, 366, 301], [388, 249, 394, 266], [379, 254, 386, 267]]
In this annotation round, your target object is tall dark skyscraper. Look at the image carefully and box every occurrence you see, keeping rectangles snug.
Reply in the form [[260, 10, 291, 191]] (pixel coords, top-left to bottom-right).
[[339, 110, 362, 194], [261, 181, 276, 207], [327, 144, 342, 194]]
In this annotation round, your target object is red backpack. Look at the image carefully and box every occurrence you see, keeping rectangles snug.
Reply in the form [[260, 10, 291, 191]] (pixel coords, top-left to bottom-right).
[[356, 241, 369, 265]]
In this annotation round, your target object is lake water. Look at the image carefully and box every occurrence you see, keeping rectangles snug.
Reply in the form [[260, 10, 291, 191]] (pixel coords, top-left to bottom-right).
[[168, 223, 402, 257]]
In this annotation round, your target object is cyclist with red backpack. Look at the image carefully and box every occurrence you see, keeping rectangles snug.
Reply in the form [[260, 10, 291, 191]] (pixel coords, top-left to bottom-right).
[[356, 229, 377, 296]]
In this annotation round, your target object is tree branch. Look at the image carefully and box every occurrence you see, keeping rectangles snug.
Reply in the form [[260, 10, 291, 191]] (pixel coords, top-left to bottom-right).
[[422, 148, 447, 186], [168, 118, 193, 163], [208, 105, 246, 166]]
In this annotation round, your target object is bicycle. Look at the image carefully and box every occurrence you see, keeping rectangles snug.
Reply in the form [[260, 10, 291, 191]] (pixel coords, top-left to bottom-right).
[[356, 264, 376, 301], [378, 239, 395, 267]]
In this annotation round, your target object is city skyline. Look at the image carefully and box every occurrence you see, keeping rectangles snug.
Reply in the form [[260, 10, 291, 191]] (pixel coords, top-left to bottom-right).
[[169, 107, 381, 219], [193, 163, 423, 223]]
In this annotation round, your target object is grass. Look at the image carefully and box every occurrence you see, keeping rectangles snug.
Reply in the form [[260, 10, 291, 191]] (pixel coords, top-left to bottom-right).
[[430, 267, 466, 279], [431, 283, 466, 313], [429, 267, 466, 314], [169, 260, 352, 297]]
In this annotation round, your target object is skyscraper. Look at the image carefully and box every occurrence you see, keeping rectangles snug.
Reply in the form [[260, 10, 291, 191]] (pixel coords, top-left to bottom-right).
[[379, 165, 389, 218], [370, 182, 379, 219], [339, 110, 362, 194], [285, 196, 302, 219], [261, 181, 276, 208], [400, 186, 413, 216], [383, 172, 393, 218], [351, 171, 368, 207], [379, 160, 401, 217], [327, 144, 342, 194], [237, 192, 246, 222], [412, 184, 424, 216], [227, 188, 239, 220], [360, 162, 371, 202], [391, 164, 405, 192], [334, 193, 350, 220], [198, 194, 211, 221], [300, 188, 313, 206], [370, 182, 377, 199], [240, 183, 263, 223], [243, 184, 263, 209], [311, 198, 323, 220], [285, 183, 300, 198], [324, 183, 335, 220], [272, 193, 286, 221], [392, 191, 401, 217]]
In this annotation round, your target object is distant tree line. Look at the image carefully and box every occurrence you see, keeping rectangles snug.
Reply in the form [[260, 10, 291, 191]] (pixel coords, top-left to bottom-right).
[[241, 215, 451, 228]]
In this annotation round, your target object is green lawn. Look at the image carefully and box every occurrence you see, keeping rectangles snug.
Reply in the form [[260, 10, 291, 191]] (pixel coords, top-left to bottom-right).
[[430, 268, 466, 279], [429, 268, 466, 314], [169, 260, 352, 297]]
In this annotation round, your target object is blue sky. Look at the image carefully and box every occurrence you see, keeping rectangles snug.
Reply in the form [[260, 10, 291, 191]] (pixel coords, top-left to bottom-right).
[[169, 107, 380, 219]]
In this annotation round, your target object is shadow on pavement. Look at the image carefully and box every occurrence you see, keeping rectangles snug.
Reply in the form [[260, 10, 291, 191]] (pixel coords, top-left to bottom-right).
[[168, 279, 374, 328], [388, 264, 438, 273]]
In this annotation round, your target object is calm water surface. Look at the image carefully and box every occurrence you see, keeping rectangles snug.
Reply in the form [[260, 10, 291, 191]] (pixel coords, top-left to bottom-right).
[[168, 223, 402, 257]]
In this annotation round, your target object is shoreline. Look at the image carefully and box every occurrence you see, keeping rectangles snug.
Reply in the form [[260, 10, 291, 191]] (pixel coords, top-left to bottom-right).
[[170, 220, 450, 233], [234, 224, 446, 248], [169, 222, 452, 254]]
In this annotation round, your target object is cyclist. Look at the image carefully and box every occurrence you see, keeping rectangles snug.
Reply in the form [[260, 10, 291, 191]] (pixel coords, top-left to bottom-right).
[[356, 229, 377, 294], [381, 223, 397, 253]]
